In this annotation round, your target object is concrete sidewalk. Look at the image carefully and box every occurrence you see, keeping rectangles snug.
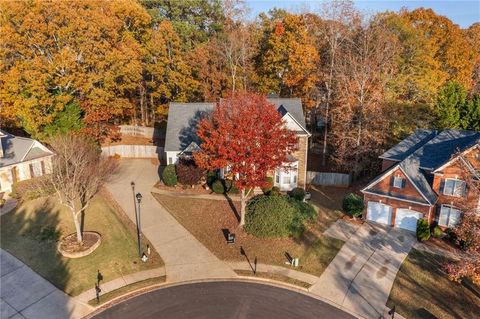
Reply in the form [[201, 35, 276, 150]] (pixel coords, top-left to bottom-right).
[[76, 267, 166, 303], [105, 159, 236, 283], [310, 222, 415, 319], [0, 249, 92, 319]]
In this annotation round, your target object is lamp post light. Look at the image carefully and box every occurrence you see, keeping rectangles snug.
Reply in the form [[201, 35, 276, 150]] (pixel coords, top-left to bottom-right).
[[135, 192, 143, 258]]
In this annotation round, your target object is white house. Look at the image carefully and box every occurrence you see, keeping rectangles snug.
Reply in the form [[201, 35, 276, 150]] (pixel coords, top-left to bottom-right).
[[0, 129, 54, 193]]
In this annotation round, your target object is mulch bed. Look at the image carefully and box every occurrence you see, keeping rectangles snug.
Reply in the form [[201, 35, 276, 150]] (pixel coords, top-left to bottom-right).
[[59, 232, 100, 253]]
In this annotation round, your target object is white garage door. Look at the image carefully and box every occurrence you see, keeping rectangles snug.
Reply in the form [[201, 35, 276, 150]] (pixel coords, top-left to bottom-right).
[[367, 202, 392, 225], [395, 209, 422, 231]]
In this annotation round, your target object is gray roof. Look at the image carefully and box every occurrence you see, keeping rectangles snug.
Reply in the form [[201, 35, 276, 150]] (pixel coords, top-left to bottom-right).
[[164, 98, 307, 152], [380, 129, 437, 162], [411, 130, 480, 170], [366, 129, 480, 206], [0, 130, 52, 168]]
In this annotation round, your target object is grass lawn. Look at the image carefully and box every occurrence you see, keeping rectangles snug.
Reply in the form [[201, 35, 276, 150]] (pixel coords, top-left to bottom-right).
[[387, 249, 480, 319], [153, 193, 343, 277], [307, 185, 349, 233], [233, 270, 312, 288], [0, 191, 163, 296]]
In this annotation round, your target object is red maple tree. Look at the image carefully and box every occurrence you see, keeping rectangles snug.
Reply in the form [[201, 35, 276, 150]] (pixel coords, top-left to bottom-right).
[[194, 90, 297, 226]]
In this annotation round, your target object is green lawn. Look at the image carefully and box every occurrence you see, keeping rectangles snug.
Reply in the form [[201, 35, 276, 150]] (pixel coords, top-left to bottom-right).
[[0, 192, 163, 296], [387, 249, 480, 319], [153, 193, 343, 277]]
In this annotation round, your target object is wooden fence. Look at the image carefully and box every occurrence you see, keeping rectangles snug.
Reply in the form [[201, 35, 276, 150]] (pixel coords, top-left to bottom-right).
[[102, 145, 164, 160], [119, 125, 164, 138], [306, 171, 352, 187]]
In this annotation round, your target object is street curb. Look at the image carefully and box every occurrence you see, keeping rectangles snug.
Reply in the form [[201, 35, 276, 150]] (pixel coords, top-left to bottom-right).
[[83, 278, 363, 319]]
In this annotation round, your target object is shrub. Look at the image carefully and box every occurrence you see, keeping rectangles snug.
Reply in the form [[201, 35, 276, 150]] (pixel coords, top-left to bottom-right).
[[261, 177, 274, 194], [212, 179, 226, 194], [225, 180, 241, 194], [268, 186, 281, 196], [0, 198, 5, 207], [245, 195, 299, 238], [342, 193, 364, 217], [10, 177, 53, 201], [290, 187, 305, 201], [432, 225, 444, 238], [416, 218, 431, 241], [162, 164, 177, 187], [206, 171, 217, 187], [176, 159, 204, 186]]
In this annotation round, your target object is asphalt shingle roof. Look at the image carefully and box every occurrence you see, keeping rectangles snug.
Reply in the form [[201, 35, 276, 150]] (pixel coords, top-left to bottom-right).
[[164, 98, 307, 152], [0, 130, 52, 168], [380, 129, 437, 162], [365, 129, 480, 206]]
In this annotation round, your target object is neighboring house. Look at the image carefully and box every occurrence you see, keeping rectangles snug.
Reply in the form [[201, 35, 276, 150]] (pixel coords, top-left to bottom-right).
[[362, 129, 480, 232], [164, 98, 311, 191], [0, 129, 53, 193]]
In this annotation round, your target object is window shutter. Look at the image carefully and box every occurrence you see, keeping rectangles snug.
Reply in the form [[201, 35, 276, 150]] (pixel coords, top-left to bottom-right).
[[29, 164, 34, 178], [402, 178, 406, 188], [439, 179, 445, 194]]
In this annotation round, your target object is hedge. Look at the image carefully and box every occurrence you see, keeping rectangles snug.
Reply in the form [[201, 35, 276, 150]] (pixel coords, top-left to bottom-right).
[[162, 164, 177, 187], [261, 177, 273, 194]]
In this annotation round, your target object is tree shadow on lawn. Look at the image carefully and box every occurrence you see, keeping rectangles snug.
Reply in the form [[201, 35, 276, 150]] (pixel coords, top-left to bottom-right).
[[0, 198, 70, 291], [387, 249, 480, 319], [0, 198, 73, 318], [223, 193, 240, 222]]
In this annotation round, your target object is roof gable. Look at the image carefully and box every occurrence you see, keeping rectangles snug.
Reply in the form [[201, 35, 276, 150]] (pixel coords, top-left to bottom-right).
[[362, 163, 435, 205]]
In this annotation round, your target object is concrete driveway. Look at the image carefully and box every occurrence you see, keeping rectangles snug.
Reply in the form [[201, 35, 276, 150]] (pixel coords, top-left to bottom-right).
[[310, 222, 416, 318], [105, 159, 236, 283], [0, 249, 91, 319]]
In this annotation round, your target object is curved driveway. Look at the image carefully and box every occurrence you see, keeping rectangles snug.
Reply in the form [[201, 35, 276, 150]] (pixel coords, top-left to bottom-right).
[[93, 281, 356, 319]]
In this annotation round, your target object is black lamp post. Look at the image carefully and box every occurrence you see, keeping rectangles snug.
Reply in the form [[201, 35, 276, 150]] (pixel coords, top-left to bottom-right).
[[135, 192, 143, 258]]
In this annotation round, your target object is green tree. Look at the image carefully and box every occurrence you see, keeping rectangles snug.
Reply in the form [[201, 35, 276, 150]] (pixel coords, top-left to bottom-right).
[[43, 103, 84, 137], [460, 95, 480, 131], [434, 81, 467, 129]]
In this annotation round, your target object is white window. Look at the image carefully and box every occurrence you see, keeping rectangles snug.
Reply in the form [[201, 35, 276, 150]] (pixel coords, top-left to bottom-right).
[[168, 157, 173, 165], [443, 178, 466, 197], [393, 176, 404, 188], [282, 175, 291, 184], [438, 205, 462, 227]]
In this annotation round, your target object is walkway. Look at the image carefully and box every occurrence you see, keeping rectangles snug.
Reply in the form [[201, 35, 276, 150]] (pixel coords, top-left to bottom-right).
[[0, 249, 92, 319], [310, 222, 415, 319], [105, 159, 236, 283]]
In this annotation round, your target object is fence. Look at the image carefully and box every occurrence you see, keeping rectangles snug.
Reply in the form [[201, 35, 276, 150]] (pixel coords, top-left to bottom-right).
[[119, 125, 164, 139], [102, 145, 164, 160], [306, 171, 352, 187]]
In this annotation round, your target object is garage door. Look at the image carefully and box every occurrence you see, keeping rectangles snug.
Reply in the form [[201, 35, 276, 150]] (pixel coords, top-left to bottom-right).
[[367, 202, 392, 225], [395, 209, 422, 231]]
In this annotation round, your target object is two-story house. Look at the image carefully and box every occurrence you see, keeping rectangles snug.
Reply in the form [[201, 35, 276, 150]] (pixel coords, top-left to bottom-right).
[[164, 98, 311, 191], [361, 129, 480, 231]]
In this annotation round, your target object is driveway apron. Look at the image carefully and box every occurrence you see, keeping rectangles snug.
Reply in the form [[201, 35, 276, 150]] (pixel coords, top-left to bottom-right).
[[310, 222, 415, 318]]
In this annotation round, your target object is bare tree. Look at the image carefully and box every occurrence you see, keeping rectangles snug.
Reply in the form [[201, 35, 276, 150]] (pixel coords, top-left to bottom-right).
[[46, 134, 117, 243], [331, 21, 398, 173], [316, 0, 359, 165]]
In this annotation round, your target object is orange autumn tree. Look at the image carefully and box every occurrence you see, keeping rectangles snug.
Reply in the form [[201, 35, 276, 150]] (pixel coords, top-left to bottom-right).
[[194, 91, 297, 226]]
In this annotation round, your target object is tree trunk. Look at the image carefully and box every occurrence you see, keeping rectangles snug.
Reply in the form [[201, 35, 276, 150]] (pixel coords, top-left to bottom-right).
[[72, 210, 83, 243], [240, 189, 246, 226]]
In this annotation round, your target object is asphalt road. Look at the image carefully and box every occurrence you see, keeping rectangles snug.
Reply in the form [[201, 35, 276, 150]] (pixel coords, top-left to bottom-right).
[[93, 281, 356, 319]]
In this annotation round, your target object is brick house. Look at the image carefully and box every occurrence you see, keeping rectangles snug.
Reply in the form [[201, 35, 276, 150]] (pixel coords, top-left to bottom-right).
[[0, 129, 53, 193], [361, 129, 480, 232], [164, 98, 311, 191]]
